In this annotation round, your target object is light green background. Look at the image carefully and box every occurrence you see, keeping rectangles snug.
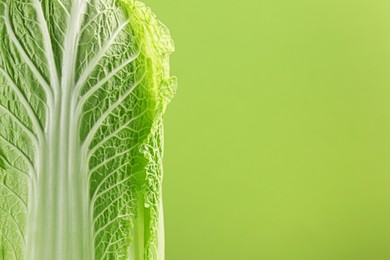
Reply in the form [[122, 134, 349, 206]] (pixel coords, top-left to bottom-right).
[[145, 0, 390, 259]]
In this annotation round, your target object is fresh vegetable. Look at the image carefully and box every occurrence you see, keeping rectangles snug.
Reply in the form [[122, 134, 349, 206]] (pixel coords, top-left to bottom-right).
[[0, 0, 176, 259]]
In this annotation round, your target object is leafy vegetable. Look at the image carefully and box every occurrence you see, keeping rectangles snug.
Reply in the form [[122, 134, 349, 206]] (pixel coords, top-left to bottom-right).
[[0, 0, 176, 259]]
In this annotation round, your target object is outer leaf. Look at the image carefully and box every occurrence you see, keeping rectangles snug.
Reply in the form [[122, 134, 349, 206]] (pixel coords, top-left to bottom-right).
[[0, 0, 176, 259]]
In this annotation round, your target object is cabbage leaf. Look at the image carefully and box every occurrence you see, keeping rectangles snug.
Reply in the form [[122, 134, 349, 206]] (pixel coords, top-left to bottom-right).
[[0, 0, 176, 259]]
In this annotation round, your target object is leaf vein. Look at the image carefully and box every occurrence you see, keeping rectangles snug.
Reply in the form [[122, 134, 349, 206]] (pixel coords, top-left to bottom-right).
[[81, 72, 145, 150], [3, 4, 54, 102], [74, 20, 130, 95]]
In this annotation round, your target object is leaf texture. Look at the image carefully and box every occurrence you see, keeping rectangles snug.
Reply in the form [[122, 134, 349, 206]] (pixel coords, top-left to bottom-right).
[[0, 0, 176, 259]]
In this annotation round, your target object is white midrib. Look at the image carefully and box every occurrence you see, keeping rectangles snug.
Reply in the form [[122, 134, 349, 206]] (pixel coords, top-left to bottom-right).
[[26, 1, 90, 260]]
